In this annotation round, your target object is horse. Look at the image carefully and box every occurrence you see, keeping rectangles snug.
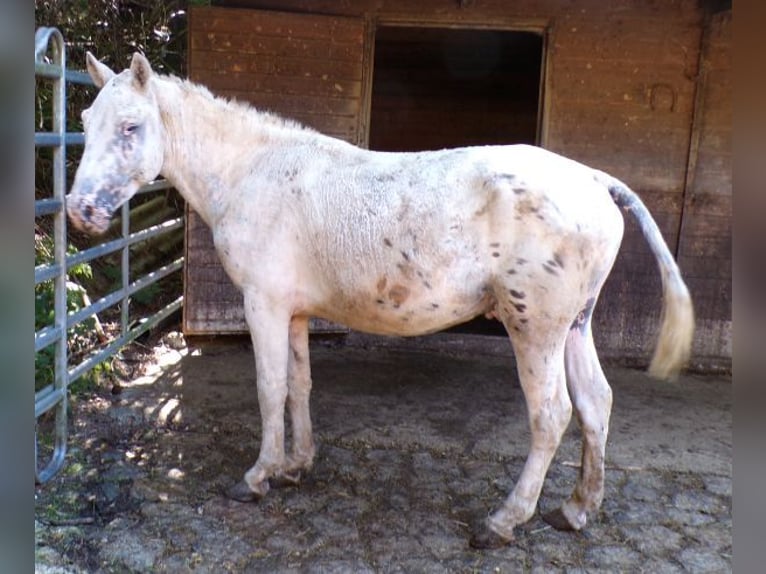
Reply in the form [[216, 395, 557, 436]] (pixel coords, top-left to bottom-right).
[[66, 52, 694, 548]]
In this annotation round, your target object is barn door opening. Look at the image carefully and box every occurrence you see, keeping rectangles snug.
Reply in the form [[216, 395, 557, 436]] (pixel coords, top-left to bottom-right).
[[369, 25, 545, 335]]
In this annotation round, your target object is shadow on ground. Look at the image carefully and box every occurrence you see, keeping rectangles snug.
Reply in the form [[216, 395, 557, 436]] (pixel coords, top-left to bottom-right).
[[35, 334, 731, 573]]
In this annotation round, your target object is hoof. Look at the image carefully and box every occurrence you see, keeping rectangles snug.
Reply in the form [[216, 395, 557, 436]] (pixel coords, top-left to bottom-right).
[[469, 521, 514, 549], [225, 480, 264, 503], [542, 508, 577, 531], [270, 470, 302, 488]]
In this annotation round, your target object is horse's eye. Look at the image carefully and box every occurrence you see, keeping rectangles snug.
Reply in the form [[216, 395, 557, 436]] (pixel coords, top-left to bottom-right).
[[123, 123, 139, 136]]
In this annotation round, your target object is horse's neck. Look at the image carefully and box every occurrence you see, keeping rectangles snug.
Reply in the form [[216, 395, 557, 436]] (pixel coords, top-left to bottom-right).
[[154, 78, 266, 226]]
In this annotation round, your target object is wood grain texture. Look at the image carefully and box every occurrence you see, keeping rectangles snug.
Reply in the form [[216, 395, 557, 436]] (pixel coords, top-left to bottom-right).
[[182, 2, 730, 368]]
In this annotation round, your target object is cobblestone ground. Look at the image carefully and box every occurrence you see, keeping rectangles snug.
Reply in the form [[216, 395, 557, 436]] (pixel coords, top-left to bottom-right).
[[35, 336, 731, 573]]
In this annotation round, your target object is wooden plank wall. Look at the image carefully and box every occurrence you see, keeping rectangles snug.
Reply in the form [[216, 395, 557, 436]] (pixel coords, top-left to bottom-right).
[[677, 11, 732, 366], [543, 3, 703, 362], [189, 7, 366, 141], [191, 0, 730, 368]]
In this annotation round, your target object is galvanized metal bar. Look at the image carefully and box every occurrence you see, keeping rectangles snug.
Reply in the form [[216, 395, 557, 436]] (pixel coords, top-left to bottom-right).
[[65, 217, 183, 269], [34, 386, 67, 419], [35, 263, 62, 285], [67, 296, 183, 383], [37, 215, 180, 351], [50, 25, 69, 488], [34, 324, 63, 353], [65, 70, 93, 85], [35, 63, 92, 85], [34, 62, 63, 79], [36, 258, 183, 355], [65, 258, 184, 329], [36, 219, 182, 351], [34, 132, 86, 147], [35, 427, 67, 484], [34, 26, 70, 485], [35, 198, 64, 217], [35, 27, 185, 484], [136, 179, 174, 194], [121, 202, 130, 336]]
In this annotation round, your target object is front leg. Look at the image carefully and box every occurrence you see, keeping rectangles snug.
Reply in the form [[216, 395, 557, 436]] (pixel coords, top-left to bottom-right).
[[281, 316, 316, 483], [227, 293, 291, 502]]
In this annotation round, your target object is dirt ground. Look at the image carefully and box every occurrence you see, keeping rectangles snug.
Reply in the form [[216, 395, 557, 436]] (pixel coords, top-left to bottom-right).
[[35, 332, 731, 573]]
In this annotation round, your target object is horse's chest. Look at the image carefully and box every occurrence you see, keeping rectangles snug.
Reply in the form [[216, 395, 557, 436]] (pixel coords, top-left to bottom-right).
[[210, 221, 278, 289]]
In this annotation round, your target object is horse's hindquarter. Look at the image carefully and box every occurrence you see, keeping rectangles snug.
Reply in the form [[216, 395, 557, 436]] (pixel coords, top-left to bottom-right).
[[216, 143, 624, 336]]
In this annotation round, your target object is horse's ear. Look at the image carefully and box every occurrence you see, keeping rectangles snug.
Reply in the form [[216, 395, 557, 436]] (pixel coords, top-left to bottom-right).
[[130, 52, 153, 91], [86, 52, 115, 89]]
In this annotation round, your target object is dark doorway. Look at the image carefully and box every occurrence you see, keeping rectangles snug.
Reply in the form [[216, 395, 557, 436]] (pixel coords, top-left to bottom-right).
[[369, 26, 545, 335]]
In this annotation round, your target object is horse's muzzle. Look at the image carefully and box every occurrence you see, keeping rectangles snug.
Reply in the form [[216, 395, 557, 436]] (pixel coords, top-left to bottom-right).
[[66, 195, 112, 235]]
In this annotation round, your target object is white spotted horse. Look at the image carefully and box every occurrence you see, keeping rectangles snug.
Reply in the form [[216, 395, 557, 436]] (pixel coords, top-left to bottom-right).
[[67, 53, 694, 548]]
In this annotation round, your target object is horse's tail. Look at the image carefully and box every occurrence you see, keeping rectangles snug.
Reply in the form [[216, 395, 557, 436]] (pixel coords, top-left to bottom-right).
[[594, 170, 695, 380]]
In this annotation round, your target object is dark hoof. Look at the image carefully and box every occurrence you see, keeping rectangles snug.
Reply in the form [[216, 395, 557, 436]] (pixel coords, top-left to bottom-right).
[[270, 470, 302, 488], [469, 521, 514, 549], [225, 480, 262, 503], [542, 508, 576, 531]]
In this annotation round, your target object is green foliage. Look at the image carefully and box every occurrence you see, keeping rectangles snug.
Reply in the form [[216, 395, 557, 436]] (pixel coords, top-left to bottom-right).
[[35, 234, 105, 392], [35, 1, 187, 76], [34, 233, 93, 286], [132, 283, 163, 307], [35, 235, 95, 334]]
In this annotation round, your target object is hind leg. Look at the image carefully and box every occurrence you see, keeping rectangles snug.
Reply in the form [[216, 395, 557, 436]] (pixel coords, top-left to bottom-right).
[[543, 316, 612, 531], [471, 328, 572, 547]]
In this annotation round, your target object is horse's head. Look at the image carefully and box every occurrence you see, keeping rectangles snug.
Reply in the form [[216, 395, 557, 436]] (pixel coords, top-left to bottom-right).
[[67, 52, 164, 234]]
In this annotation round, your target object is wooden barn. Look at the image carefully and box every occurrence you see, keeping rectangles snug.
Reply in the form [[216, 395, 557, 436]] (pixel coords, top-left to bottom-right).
[[183, 0, 731, 371]]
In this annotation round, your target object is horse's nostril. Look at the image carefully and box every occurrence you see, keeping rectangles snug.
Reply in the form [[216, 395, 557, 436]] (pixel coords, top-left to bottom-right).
[[83, 204, 94, 219]]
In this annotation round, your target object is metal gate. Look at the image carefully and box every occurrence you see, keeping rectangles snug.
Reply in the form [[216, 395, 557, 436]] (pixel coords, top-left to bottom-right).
[[34, 27, 184, 483]]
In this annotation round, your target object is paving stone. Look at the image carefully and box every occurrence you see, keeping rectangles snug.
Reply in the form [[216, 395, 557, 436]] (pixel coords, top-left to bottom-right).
[[582, 544, 642, 569], [688, 522, 732, 554], [617, 524, 683, 555], [665, 507, 717, 527], [622, 476, 662, 503], [637, 558, 686, 574], [702, 474, 732, 497], [610, 501, 669, 525], [34, 344, 732, 573], [528, 536, 585, 570], [97, 531, 165, 572], [672, 489, 727, 514], [303, 559, 377, 574], [677, 546, 732, 573]]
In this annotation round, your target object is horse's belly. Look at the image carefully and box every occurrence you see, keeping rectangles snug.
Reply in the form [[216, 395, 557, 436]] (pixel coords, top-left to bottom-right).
[[313, 274, 493, 337]]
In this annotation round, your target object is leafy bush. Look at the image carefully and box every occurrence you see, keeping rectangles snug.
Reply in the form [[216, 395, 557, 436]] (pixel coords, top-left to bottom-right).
[[34, 231, 104, 391]]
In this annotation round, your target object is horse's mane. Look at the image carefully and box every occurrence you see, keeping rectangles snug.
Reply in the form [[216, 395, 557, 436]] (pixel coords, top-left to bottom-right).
[[162, 73, 316, 136]]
